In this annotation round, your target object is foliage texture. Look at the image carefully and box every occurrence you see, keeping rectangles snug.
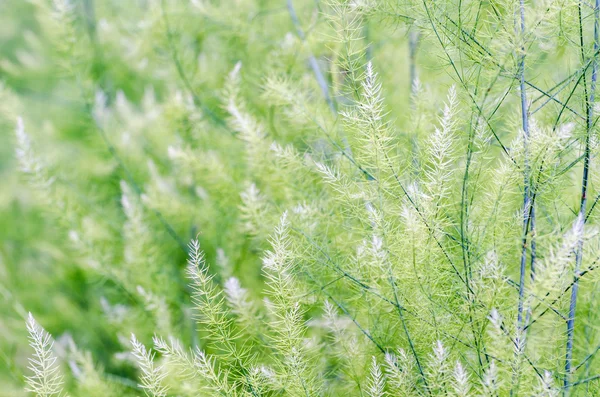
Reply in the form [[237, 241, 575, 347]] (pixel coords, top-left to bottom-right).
[[3, 0, 600, 396]]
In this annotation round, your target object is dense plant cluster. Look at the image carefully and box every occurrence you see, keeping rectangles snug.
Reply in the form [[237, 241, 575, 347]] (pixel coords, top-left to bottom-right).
[[3, 0, 600, 395]]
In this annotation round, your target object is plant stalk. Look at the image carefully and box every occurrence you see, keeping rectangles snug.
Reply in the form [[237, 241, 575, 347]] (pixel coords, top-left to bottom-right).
[[565, 0, 599, 391], [516, 0, 531, 334]]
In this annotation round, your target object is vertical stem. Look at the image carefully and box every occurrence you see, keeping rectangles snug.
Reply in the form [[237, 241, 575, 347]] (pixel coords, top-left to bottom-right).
[[523, 206, 536, 342], [513, 3, 531, 393], [530, 211, 536, 280], [82, 0, 96, 39], [409, 29, 420, 99], [409, 28, 421, 174], [516, 0, 531, 333], [565, 0, 599, 392], [287, 0, 336, 114], [388, 272, 431, 394]]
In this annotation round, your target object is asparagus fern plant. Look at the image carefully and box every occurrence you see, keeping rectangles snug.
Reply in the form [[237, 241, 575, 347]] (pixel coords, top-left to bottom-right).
[[2, 0, 600, 395]]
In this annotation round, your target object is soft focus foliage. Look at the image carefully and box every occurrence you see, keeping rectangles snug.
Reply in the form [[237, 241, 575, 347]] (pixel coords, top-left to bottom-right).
[[2, 0, 600, 396]]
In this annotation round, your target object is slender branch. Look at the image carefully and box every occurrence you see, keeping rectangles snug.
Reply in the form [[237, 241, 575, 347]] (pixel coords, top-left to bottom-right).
[[387, 270, 430, 392], [92, 116, 188, 253], [421, 0, 517, 166], [565, 0, 599, 391], [516, 0, 531, 335], [287, 0, 336, 114], [574, 343, 600, 372], [82, 95, 188, 253], [511, 2, 534, 394], [439, 12, 585, 120], [308, 273, 387, 355], [525, 260, 599, 331], [565, 374, 600, 389], [160, 0, 227, 128], [409, 28, 421, 172], [409, 29, 420, 99], [294, 227, 487, 355]]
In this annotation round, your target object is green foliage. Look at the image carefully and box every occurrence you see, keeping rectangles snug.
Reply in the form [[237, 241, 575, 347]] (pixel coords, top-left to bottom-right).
[[3, 0, 600, 396]]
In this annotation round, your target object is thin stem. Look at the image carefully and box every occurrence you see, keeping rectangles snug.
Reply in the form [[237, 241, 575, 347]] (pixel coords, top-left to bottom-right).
[[565, 0, 599, 391], [160, 0, 227, 128], [409, 28, 421, 173], [574, 343, 600, 372], [93, 116, 188, 253], [516, 0, 531, 335], [409, 29, 420, 99], [438, 12, 585, 121], [287, 0, 336, 114], [525, 260, 600, 331], [512, 2, 532, 394], [83, 97, 189, 253]]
